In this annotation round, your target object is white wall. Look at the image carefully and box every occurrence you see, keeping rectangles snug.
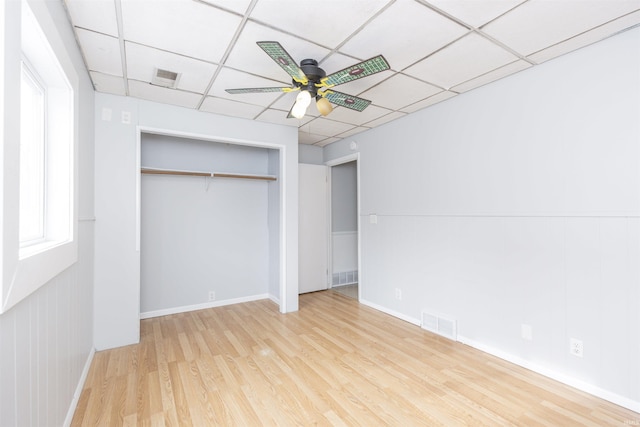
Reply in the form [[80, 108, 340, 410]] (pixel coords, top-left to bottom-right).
[[331, 161, 357, 232], [299, 144, 324, 165], [0, 0, 95, 425], [94, 93, 299, 350], [324, 28, 640, 410], [140, 135, 274, 314]]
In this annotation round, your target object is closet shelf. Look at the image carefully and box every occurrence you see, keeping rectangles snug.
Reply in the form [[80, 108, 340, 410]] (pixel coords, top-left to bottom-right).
[[141, 167, 277, 181]]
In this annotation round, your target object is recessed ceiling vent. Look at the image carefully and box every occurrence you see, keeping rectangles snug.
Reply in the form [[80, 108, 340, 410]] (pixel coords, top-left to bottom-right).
[[151, 68, 180, 88]]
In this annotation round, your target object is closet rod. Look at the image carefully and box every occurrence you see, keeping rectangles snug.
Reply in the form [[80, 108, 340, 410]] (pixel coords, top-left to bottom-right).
[[141, 167, 277, 181]]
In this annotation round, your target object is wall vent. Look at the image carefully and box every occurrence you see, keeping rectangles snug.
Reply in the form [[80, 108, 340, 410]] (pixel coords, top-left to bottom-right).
[[151, 68, 181, 88], [421, 310, 457, 341], [332, 270, 358, 286]]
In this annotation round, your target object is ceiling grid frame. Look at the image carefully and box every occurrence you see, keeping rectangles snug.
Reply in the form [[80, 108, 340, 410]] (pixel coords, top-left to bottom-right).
[[62, 0, 640, 146]]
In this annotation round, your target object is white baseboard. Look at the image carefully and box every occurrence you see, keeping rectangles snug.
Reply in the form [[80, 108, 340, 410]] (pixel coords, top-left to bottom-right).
[[64, 346, 95, 427], [359, 299, 421, 326], [140, 294, 270, 319], [457, 335, 640, 413], [268, 294, 280, 305], [357, 300, 640, 413]]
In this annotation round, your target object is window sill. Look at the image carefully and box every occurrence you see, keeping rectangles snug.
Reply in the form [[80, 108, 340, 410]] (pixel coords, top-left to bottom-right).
[[19, 238, 71, 260]]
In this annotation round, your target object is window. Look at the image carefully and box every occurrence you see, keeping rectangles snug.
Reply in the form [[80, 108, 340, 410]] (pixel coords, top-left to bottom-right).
[[0, 0, 78, 313], [19, 60, 46, 245], [17, 0, 73, 259]]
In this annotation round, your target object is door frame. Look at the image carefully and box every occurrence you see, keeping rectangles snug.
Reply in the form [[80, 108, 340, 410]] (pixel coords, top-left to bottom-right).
[[325, 153, 361, 300]]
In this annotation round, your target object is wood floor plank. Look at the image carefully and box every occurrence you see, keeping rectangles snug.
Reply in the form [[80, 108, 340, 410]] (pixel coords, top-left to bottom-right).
[[72, 291, 640, 426]]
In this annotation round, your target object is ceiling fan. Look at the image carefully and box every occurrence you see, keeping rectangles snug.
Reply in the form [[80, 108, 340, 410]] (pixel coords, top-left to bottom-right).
[[225, 41, 390, 119]]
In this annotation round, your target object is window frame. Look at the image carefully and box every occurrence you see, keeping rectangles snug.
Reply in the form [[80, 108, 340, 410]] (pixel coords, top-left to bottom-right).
[[19, 56, 47, 247], [0, 0, 79, 314]]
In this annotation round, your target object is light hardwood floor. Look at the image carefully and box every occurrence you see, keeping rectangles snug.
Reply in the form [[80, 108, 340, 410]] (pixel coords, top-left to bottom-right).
[[72, 291, 639, 426], [331, 284, 358, 299]]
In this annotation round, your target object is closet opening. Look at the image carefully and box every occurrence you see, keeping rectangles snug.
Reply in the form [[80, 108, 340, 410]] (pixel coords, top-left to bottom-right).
[[136, 129, 285, 318]]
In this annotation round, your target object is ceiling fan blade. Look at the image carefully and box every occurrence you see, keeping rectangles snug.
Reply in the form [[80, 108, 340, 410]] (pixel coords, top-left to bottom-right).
[[286, 103, 296, 119], [257, 41, 308, 85], [225, 86, 295, 94], [322, 90, 371, 112], [319, 55, 390, 88]]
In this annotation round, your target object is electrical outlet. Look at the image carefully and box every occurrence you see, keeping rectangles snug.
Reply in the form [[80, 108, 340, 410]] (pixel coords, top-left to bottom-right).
[[521, 324, 533, 341], [395, 288, 402, 300], [570, 338, 583, 358], [208, 291, 216, 302]]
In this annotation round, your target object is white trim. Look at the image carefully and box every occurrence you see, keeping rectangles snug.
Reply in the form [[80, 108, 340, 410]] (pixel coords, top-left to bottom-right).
[[457, 335, 640, 413], [140, 294, 271, 319], [358, 302, 640, 412], [268, 294, 280, 305], [325, 153, 359, 167], [135, 127, 141, 252], [63, 347, 95, 427], [279, 145, 287, 313], [359, 299, 421, 326]]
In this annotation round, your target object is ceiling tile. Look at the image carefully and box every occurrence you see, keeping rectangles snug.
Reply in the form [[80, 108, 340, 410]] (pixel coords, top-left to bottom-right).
[[337, 126, 370, 139], [64, 0, 118, 37], [255, 108, 300, 127], [90, 71, 126, 95], [314, 137, 340, 147], [120, 0, 241, 63], [450, 59, 531, 93], [339, 1, 468, 70], [483, 0, 640, 56], [250, 0, 390, 48], [360, 73, 441, 110], [76, 29, 122, 76], [300, 118, 355, 137], [363, 111, 407, 128], [528, 10, 640, 64], [224, 21, 330, 81], [325, 104, 393, 127], [426, 0, 527, 28], [404, 32, 518, 89], [298, 132, 328, 145], [400, 90, 457, 113], [200, 96, 265, 119], [128, 80, 202, 109], [198, 0, 253, 15], [126, 42, 217, 94]]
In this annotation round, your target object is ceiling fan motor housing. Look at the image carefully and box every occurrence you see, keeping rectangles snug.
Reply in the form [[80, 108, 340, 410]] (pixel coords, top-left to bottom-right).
[[298, 59, 326, 95]]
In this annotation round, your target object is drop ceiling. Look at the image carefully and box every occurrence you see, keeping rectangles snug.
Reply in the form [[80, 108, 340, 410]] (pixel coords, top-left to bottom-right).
[[64, 0, 640, 147]]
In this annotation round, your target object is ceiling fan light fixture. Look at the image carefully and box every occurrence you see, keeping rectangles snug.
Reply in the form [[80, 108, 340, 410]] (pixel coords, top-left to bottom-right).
[[291, 90, 311, 119], [316, 96, 333, 116]]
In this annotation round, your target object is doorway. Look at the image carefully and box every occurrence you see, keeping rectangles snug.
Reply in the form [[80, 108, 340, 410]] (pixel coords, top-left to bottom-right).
[[327, 155, 359, 300]]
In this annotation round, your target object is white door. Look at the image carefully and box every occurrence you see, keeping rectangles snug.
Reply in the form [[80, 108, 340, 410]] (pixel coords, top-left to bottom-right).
[[298, 164, 328, 294]]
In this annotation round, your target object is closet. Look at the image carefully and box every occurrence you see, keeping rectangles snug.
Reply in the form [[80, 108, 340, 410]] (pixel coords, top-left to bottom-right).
[[139, 133, 280, 317]]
